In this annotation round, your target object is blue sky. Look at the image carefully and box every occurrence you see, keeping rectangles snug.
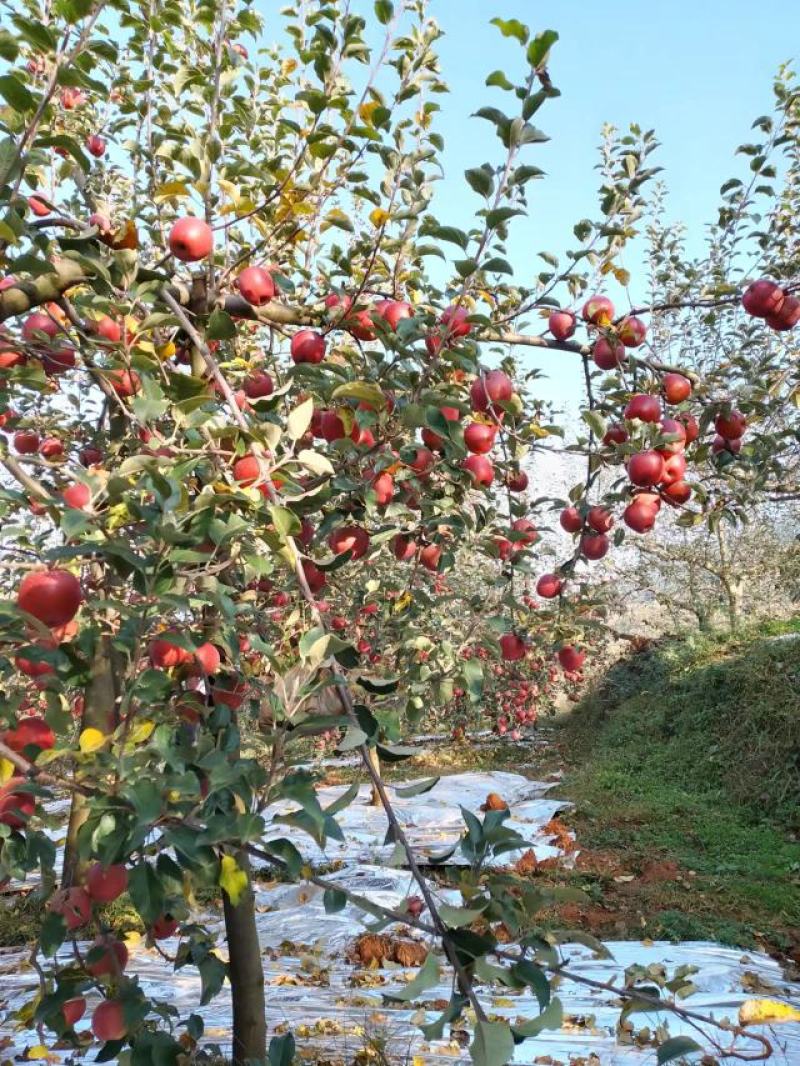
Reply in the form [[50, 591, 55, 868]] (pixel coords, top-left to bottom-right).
[[259, 1, 799, 409]]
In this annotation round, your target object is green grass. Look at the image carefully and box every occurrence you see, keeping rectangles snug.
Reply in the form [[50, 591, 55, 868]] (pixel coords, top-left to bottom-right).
[[554, 619, 800, 950]]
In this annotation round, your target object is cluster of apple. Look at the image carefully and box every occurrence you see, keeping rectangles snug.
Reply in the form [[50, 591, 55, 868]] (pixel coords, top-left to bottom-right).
[[741, 279, 800, 331]]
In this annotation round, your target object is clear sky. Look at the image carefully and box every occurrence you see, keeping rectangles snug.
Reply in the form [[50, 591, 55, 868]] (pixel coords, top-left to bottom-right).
[[258, 1, 800, 411]]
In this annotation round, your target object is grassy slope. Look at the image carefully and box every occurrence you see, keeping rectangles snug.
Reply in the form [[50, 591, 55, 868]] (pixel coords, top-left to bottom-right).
[[554, 619, 800, 955]]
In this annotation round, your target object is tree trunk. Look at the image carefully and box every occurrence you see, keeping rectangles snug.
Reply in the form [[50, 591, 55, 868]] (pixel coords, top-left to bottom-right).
[[367, 746, 382, 806], [223, 849, 267, 1066], [62, 632, 119, 887]]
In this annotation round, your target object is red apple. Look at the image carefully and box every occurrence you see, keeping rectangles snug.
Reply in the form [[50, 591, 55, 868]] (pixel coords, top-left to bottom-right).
[[623, 497, 659, 533], [151, 914, 179, 939], [371, 472, 394, 505], [712, 434, 742, 455], [17, 569, 82, 627], [741, 279, 785, 318], [86, 863, 128, 904], [440, 305, 471, 338], [678, 413, 700, 444], [22, 312, 60, 340], [243, 371, 273, 399], [603, 423, 628, 446], [419, 544, 441, 571], [14, 430, 40, 454], [658, 417, 687, 455], [393, 534, 417, 562], [587, 506, 613, 533], [149, 635, 193, 669], [506, 470, 528, 492], [91, 1000, 128, 1042], [660, 452, 687, 485], [500, 633, 527, 661], [86, 135, 106, 158], [320, 410, 346, 442], [592, 336, 626, 369], [49, 887, 92, 931], [374, 299, 413, 331], [558, 645, 585, 673], [86, 934, 129, 977], [28, 195, 51, 217], [582, 295, 614, 326], [347, 308, 376, 341], [715, 410, 746, 440], [232, 454, 263, 486], [618, 316, 647, 347], [62, 997, 86, 1027], [510, 517, 537, 546], [463, 454, 493, 486], [464, 421, 497, 454], [168, 217, 214, 262], [2, 716, 55, 754], [290, 330, 326, 364], [765, 295, 800, 331], [581, 532, 609, 560], [470, 370, 512, 414], [409, 447, 435, 475], [536, 573, 563, 599], [628, 450, 666, 487], [548, 309, 576, 340], [662, 480, 692, 505], [662, 373, 692, 404], [0, 780, 36, 828], [559, 506, 583, 533], [194, 642, 221, 675], [40, 437, 64, 460], [301, 559, 326, 594], [328, 525, 370, 560], [624, 393, 661, 423]]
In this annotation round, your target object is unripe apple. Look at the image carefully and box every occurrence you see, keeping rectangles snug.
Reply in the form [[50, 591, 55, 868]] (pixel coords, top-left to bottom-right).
[[0, 347, 25, 368], [715, 409, 746, 440], [500, 633, 527, 661], [618, 316, 647, 347], [558, 645, 585, 673], [628, 450, 666, 487], [741, 278, 785, 318], [463, 454, 493, 486], [582, 295, 614, 326], [536, 573, 563, 599], [624, 393, 661, 423], [89, 315, 122, 343], [86, 862, 128, 904], [17, 569, 82, 627], [464, 421, 497, 454], [581, 532, 609, 560], [548, 309, 576, 340], [559, 506, 582, 533], [662, 373, 692, 404], [592, 336, 626, 370], [168, 217, 214, 262], [290, 329, 326, 364], [149, 634, 193, 669]]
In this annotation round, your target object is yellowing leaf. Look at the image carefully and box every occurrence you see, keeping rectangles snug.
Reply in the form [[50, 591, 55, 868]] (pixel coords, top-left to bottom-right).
[[739, 999, 800, 1026], [156, 341, 176, 362], [219, 854, 248, 906], [78, 728, 107, 754], [154, 180, 191, 202], [26, 1045, 56, 1061], [369, 207, 389, 227], [123, 930, 142, 951], [281, 58, 298, 76], [614, 266, 631, 286], [128, 719, 155, 744], [393, 591, 413, 614], [359, 100, 380, 124], [331, 380, 385, 408], [0, 757, 15, 784]]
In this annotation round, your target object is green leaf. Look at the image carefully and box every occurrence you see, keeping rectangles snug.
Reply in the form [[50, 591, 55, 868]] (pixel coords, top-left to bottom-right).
[[486, 70, 514, 91], [657, 1036, 704, 1064], [11, 15, 56, 51], [393, 776, 439, 798], [374, 0, 394, 24], [206, 309, 237, 340], [489, 17, 529, 44], [510, 959, 551, 1009], [287, 396, 314, 440], [39, 911, 66, 957], [0, 30, 20, 61], [511, 996, 563, 1037], [427, 224, 469, 250], [128, 861, 165, 924], [268, 1033, 296, 1066], [198, 954, 226, 1005], [0, 75, 36, 112], [323, 887, 347, 913], [438, 902, 486, 928], [383, 951, 439, 1001], [465, 167, 494, 197], [269, 504, 300, 539], [324, 780, 359, 816], [462, 657, 483, 703], [470, 1020, 515, 1066], [526, 29, 559, 68]]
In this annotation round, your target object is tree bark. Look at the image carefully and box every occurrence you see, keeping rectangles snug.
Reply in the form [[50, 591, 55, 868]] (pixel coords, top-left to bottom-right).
[[223, 849, 267, 1066], [62, 632, 119, 886]]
